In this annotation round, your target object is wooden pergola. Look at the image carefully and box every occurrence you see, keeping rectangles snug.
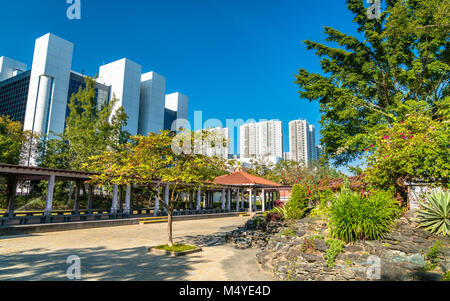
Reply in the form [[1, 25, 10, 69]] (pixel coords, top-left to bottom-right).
[[0, 164, 292, 226]]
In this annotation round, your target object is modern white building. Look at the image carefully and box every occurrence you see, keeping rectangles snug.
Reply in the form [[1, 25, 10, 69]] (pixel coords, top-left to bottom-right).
[[239, 120, 283, 160], [0, 57, 27, 82], [0, 33, 189, 164], [139, 72, 166, 135], [23, 34, 74, 138], [288, 119, 318, 167], [97, 58, 142, 136], [164, 92, 189, 132]]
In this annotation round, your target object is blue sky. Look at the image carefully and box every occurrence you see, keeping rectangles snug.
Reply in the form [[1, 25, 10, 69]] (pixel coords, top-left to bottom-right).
[[1, 0, 362, 170]]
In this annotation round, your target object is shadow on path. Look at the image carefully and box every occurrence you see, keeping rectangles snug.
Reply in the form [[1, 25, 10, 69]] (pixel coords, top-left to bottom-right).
[[0, 246, 203, 281]]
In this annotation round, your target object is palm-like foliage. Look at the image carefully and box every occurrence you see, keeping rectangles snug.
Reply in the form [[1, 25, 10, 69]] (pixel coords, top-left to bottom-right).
[[418, 190, 450, 236]]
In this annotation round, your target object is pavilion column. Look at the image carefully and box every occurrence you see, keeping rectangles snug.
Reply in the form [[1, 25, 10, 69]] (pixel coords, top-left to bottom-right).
[[6, 176, 18, 217], [249, 189, 253, 212], [73, 180, 81, 214], [221, 188, 226, 210], [236, 189, 241, 212], [154, 184, 160, 216], [196, 188, 201, 211], [44, 174, 56, 217], [202, 191, 207, 209], [87, 184, 93, 213], [111, 184, 119, 213], [164, 183, 169, 214], [227, 188, 231, 212], [262, 189, 266, 212], [124, 185, 131, 215]]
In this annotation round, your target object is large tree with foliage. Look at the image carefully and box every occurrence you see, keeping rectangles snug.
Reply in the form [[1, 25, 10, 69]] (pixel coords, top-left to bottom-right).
[[88, 130, 230, 247], [0, 116, 38, 165], [39, 77, 129, 170], [295, 0, 449, 166]]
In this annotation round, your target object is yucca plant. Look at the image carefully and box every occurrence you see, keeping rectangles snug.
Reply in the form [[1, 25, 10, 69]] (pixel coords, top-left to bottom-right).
[[418, 190, 450, 236]]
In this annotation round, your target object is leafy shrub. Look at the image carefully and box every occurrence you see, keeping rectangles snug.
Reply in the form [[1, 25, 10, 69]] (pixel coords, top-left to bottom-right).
[[329, 188, 399, 242], [324, 238, 346, 267], [290, 184, 308, 208], [364, 115, 450, 205], [300, 238, 316, 253], [310, 189, 334, 217], [265, 212, 282, 222], [442, 271, 450, 281], [423, 241, 442, 271], [272, 198, 307, 221], [281, 228, 296, 237], [418, 190, 450, 236]]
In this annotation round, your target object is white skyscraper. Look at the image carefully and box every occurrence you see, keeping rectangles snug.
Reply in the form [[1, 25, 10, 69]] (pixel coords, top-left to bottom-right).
[[289, 119, 317, 167], [0, 57, 27, 82], [23, 33, 74, 137], [240, 120, 283, 159], [164, 92, 189, 131], [138, 71, 166, 135], [97, 58, 143, 136]]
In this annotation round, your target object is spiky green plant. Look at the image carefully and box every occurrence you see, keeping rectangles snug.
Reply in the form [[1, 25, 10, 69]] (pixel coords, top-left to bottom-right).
[[329, 188, 399, 242], [418, 190, 450, 236]]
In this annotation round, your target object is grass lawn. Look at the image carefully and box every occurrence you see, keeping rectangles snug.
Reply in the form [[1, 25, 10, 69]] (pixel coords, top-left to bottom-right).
[[154, 244, 198, 252]]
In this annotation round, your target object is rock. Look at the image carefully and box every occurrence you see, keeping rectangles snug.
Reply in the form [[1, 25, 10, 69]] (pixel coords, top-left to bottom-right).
[[301, 253, 321, 263], [314, 239, 328, 252], [406, 254, 426, 266], [345, 245, 363, 253]]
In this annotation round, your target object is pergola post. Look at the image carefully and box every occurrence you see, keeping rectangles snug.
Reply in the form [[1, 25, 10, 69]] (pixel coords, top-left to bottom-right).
[[111, 184, 119, 213], [262, 188, 266, 212], [73, 180, 81, 214], [236, 188, 241, 212], [6, 176, 18, 217], [203, 191, 207, 209], [87, 184, 93, 213], [196, 188, 201, 211], [154, 184, 160, 216], [249, 188, 253, 213], [221, 188, 226, 210], [124, 185, 131, 215], [44, 173, 56, 217], [227, 188, 231, 211]]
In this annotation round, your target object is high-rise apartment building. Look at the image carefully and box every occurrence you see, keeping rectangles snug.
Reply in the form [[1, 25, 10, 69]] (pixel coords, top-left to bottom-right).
[[289, 119, 317, 167], [0, 33, 189, 162], [240, 120, 283, 159]]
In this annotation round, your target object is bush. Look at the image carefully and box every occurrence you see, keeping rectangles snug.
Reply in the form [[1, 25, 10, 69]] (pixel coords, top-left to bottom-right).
[[290, 184, 308, 208], [418, 190, 450, 236], [324, 238, 346, 267], [310, 189, 334, 217], [329, 188, 399, 242], [264, 212, 282, 222]]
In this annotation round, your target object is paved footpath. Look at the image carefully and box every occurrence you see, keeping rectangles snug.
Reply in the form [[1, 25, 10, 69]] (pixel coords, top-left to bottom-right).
[[0, 216, 273, 281]]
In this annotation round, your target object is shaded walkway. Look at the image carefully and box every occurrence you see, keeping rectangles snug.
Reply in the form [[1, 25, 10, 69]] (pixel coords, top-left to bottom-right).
[[0, 216, 273, 281]]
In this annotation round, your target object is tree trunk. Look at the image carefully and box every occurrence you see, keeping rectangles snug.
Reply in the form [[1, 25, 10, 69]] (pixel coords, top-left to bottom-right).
[[168, 208, 174, 247]]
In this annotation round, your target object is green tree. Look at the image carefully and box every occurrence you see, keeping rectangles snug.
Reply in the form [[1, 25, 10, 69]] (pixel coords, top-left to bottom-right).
[[364, 115, 450, 202], [0, 116, 38, 165], [88, 130, 230, 247], [39, 77, 129, 170], [295, 0, 449, 166]]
